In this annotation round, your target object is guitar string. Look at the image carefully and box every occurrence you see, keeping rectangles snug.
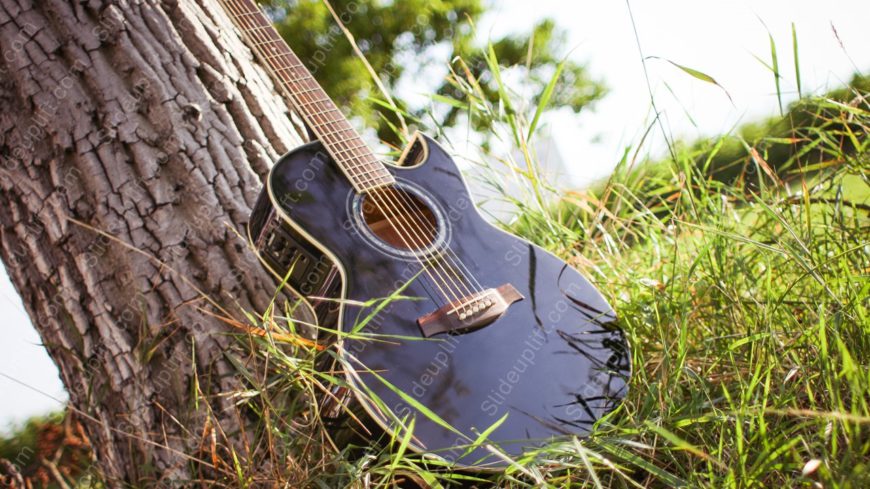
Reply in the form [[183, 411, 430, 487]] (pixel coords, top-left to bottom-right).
[[260, 49, 495, 315], [321, 118, 493, 311], [220, 2, 384, 188], [308, 101, 490, 303], [221, 0, 479, 306], [223, 0, 493, 314], [275, 44, 491, 306], [368, 186, 481, 303], [221, 0, 478, 310], [262, 30, 492, 312], [377, 184, 488, 298], [219, 0, 467, 309], [263, 66, 488, 308], [220, 0, 482, 308], [372, 185, 490, 306]]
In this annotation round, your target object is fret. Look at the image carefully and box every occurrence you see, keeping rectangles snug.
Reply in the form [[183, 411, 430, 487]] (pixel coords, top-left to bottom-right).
[[281, 73, 322, 87], [293, 90, 333, 102], [253, 38, 285, 51], [354, 168, 395, 190], [317, 120, 354, 130], [353, 164, 391, 180], [262, 51, 290, 62], [351, 167, 389, 180], [303, 103, 341, 116], [325, 139, 370, 158], [342, 163, 382, 180], [335, 134, 369, 148], [341, 146, 383, 164], [290, 97, 333, 114], [343, 153, 380, 167], [323, 135, 364, 152], [296, 97, 334, 109], [345, 155, 388, 175], [339, 160, 381, 177], [357, 174, 393, 189], [348, 167, 394, 190], [341, 147, 380, 163], [307, 110, 347, 128], [273, 64, 306, 75], [321, 132, 365, 148], [362, 172, 395, 185], [307, 114, 347, 132], [322, 123, 362, 138], [287, 85, 322, 97], [273, 66, 316, 83], [243, 24, 274, 35], [272, 60, 302, 77], [231, 9, 262, 19], [313, 122, 348, 137], [358, 174, 395, 192], [317, 121, 356, 134], [318, 126, 358, 140], [296, 105, 335, 122], [352, 168, 392, 185], [280, 76, 319, 92], [322, 134, 356, 150]]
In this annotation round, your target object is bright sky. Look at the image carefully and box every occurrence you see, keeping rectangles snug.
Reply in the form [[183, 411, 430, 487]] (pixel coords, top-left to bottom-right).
[[478, 0, 869, 185], [1, 0, 867, 430]]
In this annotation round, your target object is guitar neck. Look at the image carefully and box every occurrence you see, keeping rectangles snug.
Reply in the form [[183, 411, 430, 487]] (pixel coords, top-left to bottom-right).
[[218, 0, 394, 192]]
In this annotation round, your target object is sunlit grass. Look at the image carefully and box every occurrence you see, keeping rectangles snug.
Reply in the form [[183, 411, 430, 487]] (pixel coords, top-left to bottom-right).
[[212, 41, 870, 487], [5, 22, 865, 489]]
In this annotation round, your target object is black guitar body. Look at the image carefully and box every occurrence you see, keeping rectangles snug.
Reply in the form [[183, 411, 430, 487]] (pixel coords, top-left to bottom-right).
[[261, 135, 630, 467]]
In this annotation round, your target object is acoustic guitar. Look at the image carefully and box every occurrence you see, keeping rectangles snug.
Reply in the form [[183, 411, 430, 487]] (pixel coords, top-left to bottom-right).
[[222, 0, 631, 468]]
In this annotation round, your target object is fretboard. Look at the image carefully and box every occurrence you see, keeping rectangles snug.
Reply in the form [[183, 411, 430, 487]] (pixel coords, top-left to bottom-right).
[[218, 0, 394, 192]]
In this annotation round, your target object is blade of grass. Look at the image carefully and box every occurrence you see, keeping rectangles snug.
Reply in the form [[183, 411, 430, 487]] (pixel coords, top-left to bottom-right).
[[792, 22, 802, 98], [648, 56, 734, 105], [527, 58, 566, 140]]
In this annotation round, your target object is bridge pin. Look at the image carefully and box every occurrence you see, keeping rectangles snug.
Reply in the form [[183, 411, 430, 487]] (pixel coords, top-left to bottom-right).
[[459, 312, 467, 320]]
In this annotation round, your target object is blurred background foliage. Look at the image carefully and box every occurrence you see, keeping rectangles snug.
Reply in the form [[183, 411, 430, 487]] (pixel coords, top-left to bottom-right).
[[264, 0, 606, 148], [0, 411, 92, 488], [683, 73, 870, 186]]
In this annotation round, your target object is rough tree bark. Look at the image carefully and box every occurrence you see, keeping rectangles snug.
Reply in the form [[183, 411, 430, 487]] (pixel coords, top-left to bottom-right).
[[0, 0, 311, 484]]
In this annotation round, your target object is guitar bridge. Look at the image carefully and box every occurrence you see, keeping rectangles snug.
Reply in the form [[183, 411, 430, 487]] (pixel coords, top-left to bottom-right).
[[416, 284, 523, 337]]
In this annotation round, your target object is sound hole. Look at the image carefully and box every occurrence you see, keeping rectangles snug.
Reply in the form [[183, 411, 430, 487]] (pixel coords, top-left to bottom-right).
[[361, 188, 438, 251]]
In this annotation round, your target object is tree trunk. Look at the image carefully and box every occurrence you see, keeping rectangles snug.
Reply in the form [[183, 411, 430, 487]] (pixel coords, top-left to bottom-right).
[[0, 0, 310, 484]]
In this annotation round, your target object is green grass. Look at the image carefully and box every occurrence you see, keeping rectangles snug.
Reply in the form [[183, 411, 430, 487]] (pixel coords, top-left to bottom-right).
[[5, 24, 868, 489], [213, 49, 869, 487]]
